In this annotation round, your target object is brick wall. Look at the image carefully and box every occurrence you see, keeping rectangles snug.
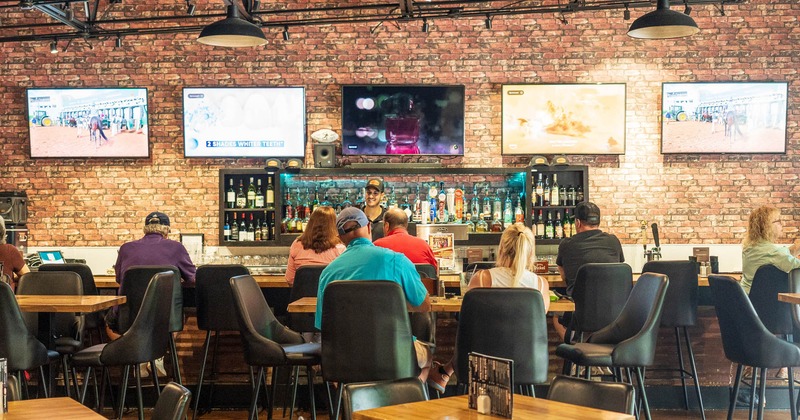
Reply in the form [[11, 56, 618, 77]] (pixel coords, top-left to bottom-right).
[[0, 0, 798, 247]]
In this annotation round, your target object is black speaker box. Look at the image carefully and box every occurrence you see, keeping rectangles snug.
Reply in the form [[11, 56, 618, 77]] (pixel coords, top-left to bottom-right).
[[313, 143, 336, 168], [0, 192, 27, 226]]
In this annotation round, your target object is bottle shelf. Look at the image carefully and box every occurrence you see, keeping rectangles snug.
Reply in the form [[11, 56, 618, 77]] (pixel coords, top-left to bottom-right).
[[223, 208, 277, 212]]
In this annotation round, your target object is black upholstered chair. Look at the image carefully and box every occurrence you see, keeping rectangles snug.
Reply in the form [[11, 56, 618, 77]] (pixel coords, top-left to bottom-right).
[[642, 260, 705, 419], [0, 281, 55, 398], [790, 268, 800, 340], [341, 377, 428, 420], [6, 375, 21, 402], [709, 275, 800, 420], [321, 281, 419, 420], [556, 273, 669, 420], [414, 264, 437, 280], [152, 381, 192, 420], [73, 271, 175, 420], [38, 263, 104, 344], [192, 264, 250, 420], [288, 264, 326, 334], [546, 375, 635, 415], [17, 271, 84, 397], [119, 265, 184, 384], [568, 262, 634, 342], [749, 264, 794, 339], [230, 274, 322, 420], [455, 288, 549, 396]]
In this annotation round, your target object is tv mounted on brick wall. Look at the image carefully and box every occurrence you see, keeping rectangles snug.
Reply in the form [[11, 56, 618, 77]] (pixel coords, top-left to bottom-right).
[[27, 87, 149, 158], [341, 85, 465, 156], [183, 87, 306, 158], [661, 82, 788, 154], [501, 83, 627, 155]]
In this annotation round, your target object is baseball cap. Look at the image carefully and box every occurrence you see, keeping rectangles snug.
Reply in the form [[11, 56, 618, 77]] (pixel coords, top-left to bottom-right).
[[336, 207, 370, 235], [365, 178, 385, 193], [145, 211, 170, 226], [574, 202, 601, 225]]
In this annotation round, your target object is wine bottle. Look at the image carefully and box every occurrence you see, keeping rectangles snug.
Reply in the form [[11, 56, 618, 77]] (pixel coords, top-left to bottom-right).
[[226, 178, 236, 208], [260, 215, 269, 241], [236, 179, 247, 209], [543, 175, 551, 207], [576, 184, 584, 203], [551, 174, 560, 206], [544, 211, 554, 239], [255, 179, 264, 208], [535, 210, 545, 239], [266, 177, 275, 209], [239, 213, 247, 241], [566, 185, 576, 206], [564, 209, 573, 238], [247, 177, 256, 208], [311, 187, 320, 213], [223, 214, 231, 241], [230, 213, 239, 241], [553, 210, 562, 240], [535, 173, 544, 207], [247, 213, 255, 241]]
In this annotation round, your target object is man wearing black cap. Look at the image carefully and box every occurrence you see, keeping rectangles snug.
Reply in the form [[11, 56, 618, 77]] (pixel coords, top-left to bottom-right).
[[554, 201, 624, 339], [362, 177, 387, 241]]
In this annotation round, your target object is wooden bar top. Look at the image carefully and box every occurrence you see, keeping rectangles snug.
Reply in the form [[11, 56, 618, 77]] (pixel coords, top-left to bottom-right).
[[288, 296, 575, 313], [778, 293, 800, 305], [351, 394, 634, 420], [15, 295, 126, 313], [94, 274, 289, 289], [441, 272, 741, 289], [5, 397, 106, 419]]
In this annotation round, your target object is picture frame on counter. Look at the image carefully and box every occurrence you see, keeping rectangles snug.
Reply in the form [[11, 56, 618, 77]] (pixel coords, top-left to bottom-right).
[[180, 233, 204, 262]]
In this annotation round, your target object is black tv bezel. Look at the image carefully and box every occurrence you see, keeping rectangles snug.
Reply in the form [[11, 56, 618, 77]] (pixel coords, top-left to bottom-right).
[[660, 81, 789, 155], [340, 84, 466, 157], [26, 87, 151, 159], [182, 86, 307, 159], [500, 83, 627, 156]]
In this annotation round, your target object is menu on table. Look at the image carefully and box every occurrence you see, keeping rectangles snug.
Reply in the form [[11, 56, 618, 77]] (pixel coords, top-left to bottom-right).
[[468, 352, 513, 418]]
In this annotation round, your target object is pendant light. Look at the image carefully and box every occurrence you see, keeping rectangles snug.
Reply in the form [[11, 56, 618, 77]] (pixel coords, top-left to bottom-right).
[[197, 4, 267, 47], [627, 0, 699, 39]]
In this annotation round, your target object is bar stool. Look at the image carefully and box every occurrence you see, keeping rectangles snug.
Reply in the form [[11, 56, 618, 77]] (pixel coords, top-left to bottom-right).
[[642, 260, 706, 419], [192, 264, 250, 420]]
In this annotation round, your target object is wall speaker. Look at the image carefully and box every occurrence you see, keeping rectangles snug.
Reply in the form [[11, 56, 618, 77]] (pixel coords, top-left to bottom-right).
[[313, 143, 336, 168]]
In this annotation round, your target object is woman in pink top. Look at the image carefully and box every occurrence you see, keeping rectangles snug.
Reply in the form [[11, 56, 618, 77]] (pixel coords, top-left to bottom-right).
[[285, 206, 346, 285]]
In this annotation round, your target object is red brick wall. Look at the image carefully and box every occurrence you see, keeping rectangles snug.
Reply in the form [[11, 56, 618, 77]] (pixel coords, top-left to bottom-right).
[[0, 0, 797, 247]]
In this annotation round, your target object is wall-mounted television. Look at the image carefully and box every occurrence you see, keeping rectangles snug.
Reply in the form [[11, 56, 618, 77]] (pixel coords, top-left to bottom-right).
[[27, 88, 149, 158], [502, 84, 626, 155], [183, 87, 306, 158], [341, 85, 465, 155], [661, 82, 788, 154]]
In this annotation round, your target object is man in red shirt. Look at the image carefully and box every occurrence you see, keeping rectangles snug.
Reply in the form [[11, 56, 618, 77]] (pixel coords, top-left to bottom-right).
[[374, 208, 438, 272]]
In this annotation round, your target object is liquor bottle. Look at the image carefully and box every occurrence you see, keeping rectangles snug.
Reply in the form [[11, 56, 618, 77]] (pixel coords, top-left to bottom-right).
[[247, 177, 256, 208], [570, 212, 577, 237], [482, 187, 492, 221], [428, 184, 438, 223], [236, 179, 247, 209], [466, 217, 476, 232], [576, 184, 584, 203], [553, 210, 563, 240], [559, 183, 568, 207], [535, 210, 545, 239], [239, 213, 247, 241], [402, 195, 413, 219], [255, 217, 262, 241], [266, 177, 275, 209], [340, 192, 351, 209], [544, 211, 554, 239], [470, 185, 480, 222], [551, 174, 560, 206], [503, 193, 513, 226], [492, 191, 502, 222], [476, 213, 489, 232], [564, 209, 573, 238], [437, 182, 448, 223], [260, 216, 268, 241], [301, 205, 310, 231], [355, 189, 364, 207], [514, 197, 524, 224], [566, 185, 576, 206], [413, 186, 422, 223], [490, 214, 504, 232], [223, 214, 231, 241], [255, 179, 264, 208], [311, 187, 320, 213], [387, 189, 398, 209], [282, 191, 293, 233], [543, 175, 551, 207], [231, 212, 239, 241], [226, 178, 236, 209], [248, 214, 256, 241], [534, 173, 544, 207], [454, 185, 464, 222]]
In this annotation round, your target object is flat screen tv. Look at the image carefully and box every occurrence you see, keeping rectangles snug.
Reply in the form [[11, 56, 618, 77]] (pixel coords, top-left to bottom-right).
[[183, 87, 306, 158], [661, 82, 788, 154], [501, 84, 626, 155], [27, 88, 149, 158], [341, 85, 465, 155]]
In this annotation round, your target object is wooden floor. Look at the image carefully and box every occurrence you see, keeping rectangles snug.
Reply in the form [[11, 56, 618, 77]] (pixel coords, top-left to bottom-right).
[[113, 407, 792, 419]]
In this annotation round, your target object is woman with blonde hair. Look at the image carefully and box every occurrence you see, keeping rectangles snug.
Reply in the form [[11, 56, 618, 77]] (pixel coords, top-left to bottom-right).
[[285, 206, 345, 285], [428, 223, 549, 393], [741, 205, 800, 294]]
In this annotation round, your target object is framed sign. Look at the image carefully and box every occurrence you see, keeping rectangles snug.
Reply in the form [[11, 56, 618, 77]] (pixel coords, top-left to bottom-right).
[[180, 233, 204, 263]]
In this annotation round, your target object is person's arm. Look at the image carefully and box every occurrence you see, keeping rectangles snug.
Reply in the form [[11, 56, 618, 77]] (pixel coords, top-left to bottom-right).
[[409, 294, 431, 313], [176, 244, 197, 284], [558, 265, 566, 282], [13, 264, 30, 282], [468, 269, 492, 290], [285, 240, 300, 286], [538, 274, 551, 312]]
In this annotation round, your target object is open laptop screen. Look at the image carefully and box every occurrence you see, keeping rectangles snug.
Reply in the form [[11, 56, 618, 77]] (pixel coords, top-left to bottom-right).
[[38, 250, 65, 264]]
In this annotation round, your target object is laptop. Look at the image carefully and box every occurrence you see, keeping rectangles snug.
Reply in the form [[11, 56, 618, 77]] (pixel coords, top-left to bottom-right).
[[37, 250, 66, 264]]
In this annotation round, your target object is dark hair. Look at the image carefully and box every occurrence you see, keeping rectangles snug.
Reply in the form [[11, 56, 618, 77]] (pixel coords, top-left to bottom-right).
[[299, 206, 342, 253]]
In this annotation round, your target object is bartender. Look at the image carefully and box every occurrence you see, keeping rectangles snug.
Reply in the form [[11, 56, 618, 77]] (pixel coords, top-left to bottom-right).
[[362, 177, 387, 241]]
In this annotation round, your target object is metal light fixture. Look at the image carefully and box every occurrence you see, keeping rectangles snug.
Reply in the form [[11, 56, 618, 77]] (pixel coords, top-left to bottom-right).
[[422, 18, 429, 33], [197, 4, 267, 47], [627, 0, 699, 39], [186, 1, 196, 16], [115, 35, 122, 48], [49, 40, 58, 54], [623, 4, 630, 21], [484, 14, 492, 29], [282, 25, 289, 41]]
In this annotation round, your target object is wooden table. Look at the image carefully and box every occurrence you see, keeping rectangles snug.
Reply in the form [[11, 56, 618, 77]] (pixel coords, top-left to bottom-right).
[[778, 293, 800, 305], [287, 296, 575, 313], [351, 394, 634, 420], [4, 397, 106, 419], [94, 274, 290, 289], [15, 295, 126, 313]]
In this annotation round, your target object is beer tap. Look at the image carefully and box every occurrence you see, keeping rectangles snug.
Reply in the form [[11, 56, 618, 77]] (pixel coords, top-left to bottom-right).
[[650, 223, 662, 261], [640, 220, 648, 260]]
